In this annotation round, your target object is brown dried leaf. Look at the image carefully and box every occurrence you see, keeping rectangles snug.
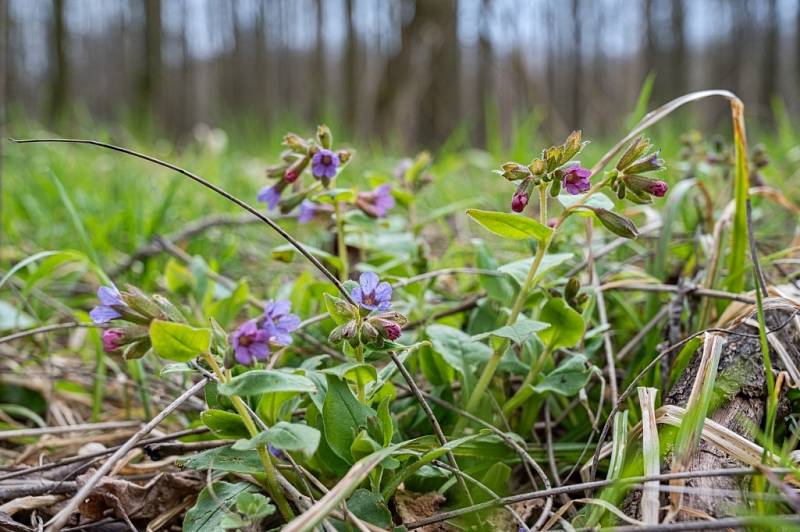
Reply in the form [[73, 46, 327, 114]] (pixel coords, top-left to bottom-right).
[[77, 470, 203, 521], [394, 490, 449, 532]]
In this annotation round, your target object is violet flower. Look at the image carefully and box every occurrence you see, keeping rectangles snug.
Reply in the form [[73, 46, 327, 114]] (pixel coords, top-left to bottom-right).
[[311, 148, 340, 179], [351, 272, 392, 311], [231, 319, 271, 365], [298, 200, 317, 224], [90, 285, 124, 324], [262, 300, 301, 346], [356, 184, 395, 218], [562, 164, 591, 195], [257, 185, 282, 210]]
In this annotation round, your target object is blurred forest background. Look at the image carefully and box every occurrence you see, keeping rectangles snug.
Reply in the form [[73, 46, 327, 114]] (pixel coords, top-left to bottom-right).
[[1, 0, 799, 148]]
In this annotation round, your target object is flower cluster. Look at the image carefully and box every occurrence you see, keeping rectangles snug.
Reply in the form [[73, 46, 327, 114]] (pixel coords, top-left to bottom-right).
[[257, 125, 352, 213], [230, 300, 300, 366], [499, 130, 591, 213], [609, 136, 668, 202], [90, 285, 173, 358], [328, 272, 407, 347]]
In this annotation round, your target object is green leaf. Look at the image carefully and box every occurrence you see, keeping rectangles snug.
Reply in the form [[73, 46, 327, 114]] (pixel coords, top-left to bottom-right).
[[427, 324, 492, 398], [164, 259, 194, 294], [472, 318, 550, 345], [149, 320, 211, 362], [322, 375, 376, 462], [177, 445, 263, 474], [474, 240, 514, 303], [466, 209, 553, 242], [235, 492, 275, 520], [200, 409, 249, 439], [592, 208, 639, 239], [323, 293, 356, 325], [498, 252, 573, 286], [377, 397, 394, 447], [183, 481, 256, 532], [217, 370, 316, 397], [347, 489, 393, 528], [313, 187, 356, 203], [558, 191, 615, 213], [321, 362, 378, 385], [533, 354, 593, 396], [232, 421, 320, 456], [538, 298, 585, 348]]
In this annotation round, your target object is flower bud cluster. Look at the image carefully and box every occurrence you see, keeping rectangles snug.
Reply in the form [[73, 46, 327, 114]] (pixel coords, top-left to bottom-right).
[[609, 136, 668, 203], [499, 131, 591, 212]]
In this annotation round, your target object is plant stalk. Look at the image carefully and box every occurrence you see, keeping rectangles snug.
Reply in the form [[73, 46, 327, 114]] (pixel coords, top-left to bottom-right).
[[335, 201, 349, 282], [201, 354, 294, 521]]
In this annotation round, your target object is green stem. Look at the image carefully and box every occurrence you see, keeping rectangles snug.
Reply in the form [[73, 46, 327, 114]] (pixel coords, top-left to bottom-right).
[[457, 195, 552, 433], [502, 344, 553, 416], [355, 343, 367, 403], [335, 201, 349, 282], [201, 354, 294, 521]]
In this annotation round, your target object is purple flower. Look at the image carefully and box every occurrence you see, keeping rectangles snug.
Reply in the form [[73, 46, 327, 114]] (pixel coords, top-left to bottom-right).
[[351, 272, 392, 311], [262, 300, 301, 346], [257, 185, 282, 210], [562, 164, 591, 195], [231, 319, 271, 365], [298, 200, 317, 224], [356, 184, 395, 218], [311, 148, 340, 179], [90, 285, 124, 324], [101, 328, 125, 353]]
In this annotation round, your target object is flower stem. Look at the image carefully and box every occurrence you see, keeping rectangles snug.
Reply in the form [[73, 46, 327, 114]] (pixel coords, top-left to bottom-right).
[[201, 354, 294, 521], [354, 343, 367, 403], [457, 187, 553, 433], [501, 344, 553, 417], [334, 201, 349, 282]]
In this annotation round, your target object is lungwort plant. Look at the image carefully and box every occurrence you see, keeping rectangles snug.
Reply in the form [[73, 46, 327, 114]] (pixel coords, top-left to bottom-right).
[[6, 90, 800, 531]]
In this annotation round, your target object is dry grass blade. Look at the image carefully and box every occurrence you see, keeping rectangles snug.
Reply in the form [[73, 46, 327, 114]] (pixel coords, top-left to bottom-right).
[[666, 333, 724, 521], [637, 387, 660, 525], [44, 377, 208, 532]]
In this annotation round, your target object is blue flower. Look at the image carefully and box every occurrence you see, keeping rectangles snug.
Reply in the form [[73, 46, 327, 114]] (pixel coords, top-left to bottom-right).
[[231, 319, 271, 365], [257, 185, 282, 210], [298, 200, 317, 224], [311, 148, 340, 179], [351, 272, 392, 311], [262, 300, 301, 346], [90, 285, 124, 324]]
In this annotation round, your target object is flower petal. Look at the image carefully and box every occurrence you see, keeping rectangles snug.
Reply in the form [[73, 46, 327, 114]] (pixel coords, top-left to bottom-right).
[[235, 347, 253, 365], [97, 286, 122, 306], [90, 305, 121, 324], [359, 271, 379, 294], [374, 282, 392, 304], [350, 286, 364, 304]]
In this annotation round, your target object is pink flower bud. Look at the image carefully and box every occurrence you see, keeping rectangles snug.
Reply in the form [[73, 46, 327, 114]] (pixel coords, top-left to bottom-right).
[[284, 168, 300, 183], [102, 328, 125, 353], [383, 322, 402, 340], [511, 192, 529, 213], [649, 180, 668, 197]]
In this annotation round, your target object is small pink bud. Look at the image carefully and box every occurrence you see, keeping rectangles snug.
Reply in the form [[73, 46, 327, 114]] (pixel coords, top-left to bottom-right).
[[383, 322, 402, 341], [102, 328, 125, 353], [511, 192, 529, 213], [649, 180, 668, 197], [284, 168, 300, 183]]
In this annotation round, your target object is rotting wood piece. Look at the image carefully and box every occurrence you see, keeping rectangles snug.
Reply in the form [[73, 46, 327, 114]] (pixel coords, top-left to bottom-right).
[[624, 300, 800, 522]]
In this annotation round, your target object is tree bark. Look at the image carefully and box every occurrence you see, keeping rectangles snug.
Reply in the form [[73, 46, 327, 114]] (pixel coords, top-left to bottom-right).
[[49, 0, 68, 121], [624, 303, 799, 521]]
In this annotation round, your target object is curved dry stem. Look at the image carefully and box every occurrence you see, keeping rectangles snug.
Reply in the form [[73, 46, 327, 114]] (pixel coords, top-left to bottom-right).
[[9, 137, 356, 306]]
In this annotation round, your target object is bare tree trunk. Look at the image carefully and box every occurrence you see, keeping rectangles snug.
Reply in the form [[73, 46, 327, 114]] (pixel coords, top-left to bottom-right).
[[671, 0, 686, 95], [312, 0, 325, 120], [140, 0, 162, 119], [49, 0, 68, 121], [761, 0, 778, 117], [0, 0, 6, 252], [475, 0, 491, 147], [343, 0, 357, 132], [570, 0, 582, 127]]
